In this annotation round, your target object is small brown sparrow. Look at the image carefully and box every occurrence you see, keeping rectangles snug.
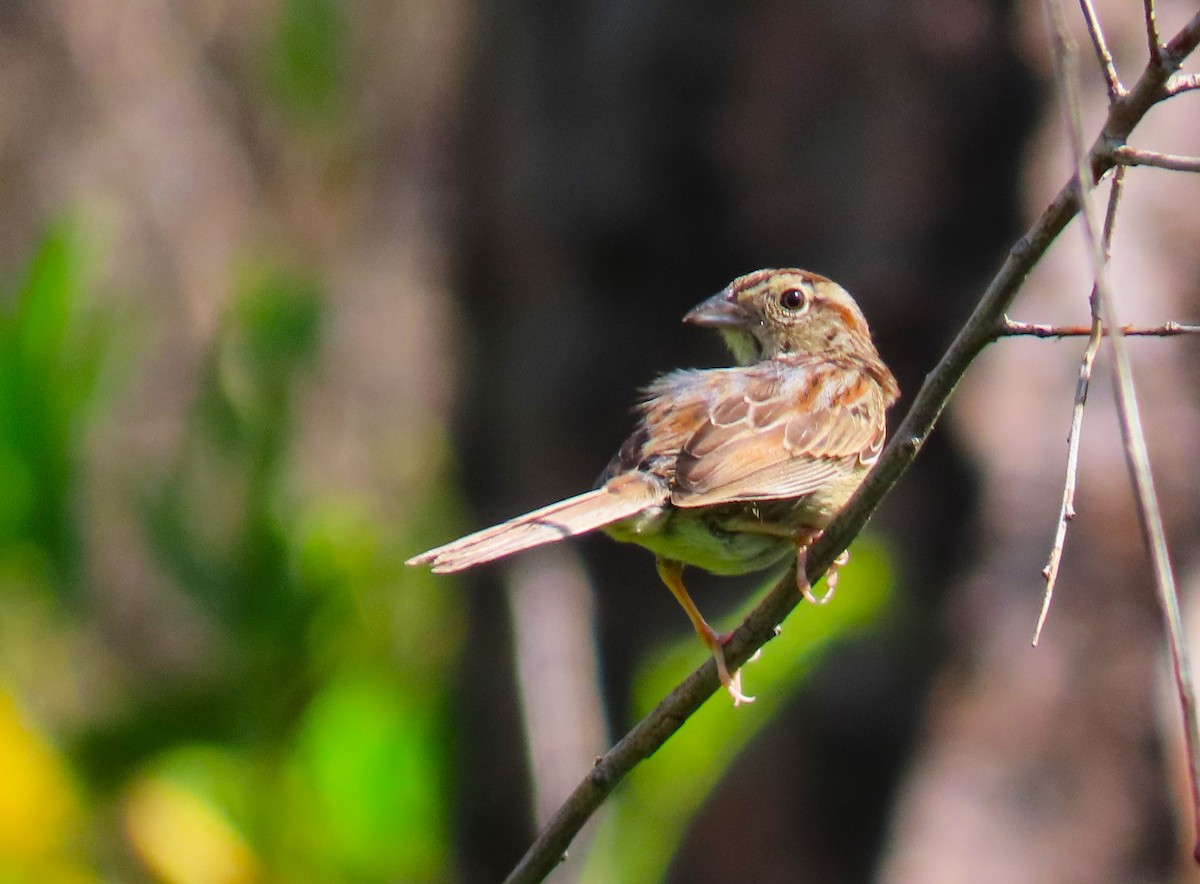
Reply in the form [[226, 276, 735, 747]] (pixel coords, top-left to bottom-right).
[[408, 269, 898, 704]]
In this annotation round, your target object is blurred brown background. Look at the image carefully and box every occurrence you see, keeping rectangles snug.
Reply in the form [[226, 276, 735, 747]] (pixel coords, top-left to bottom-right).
[[0, 0, 1198, 881]]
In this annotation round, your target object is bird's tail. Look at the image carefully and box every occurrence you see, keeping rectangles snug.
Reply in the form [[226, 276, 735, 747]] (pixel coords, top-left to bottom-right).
[[406, 473, 667, 573]]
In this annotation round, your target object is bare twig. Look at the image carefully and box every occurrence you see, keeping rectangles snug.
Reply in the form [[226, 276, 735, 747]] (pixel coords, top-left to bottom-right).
[[1046, 0, 1200, 859], [1079, 0, 1124, 98], [1143, 0, 1163, 63], [504, 11, 1200, 882], [998, 319, 1200, 337], [1169, 72, 1200, 94], [1032, 169, 1124, 647], [1113, 145, 1200, 172]]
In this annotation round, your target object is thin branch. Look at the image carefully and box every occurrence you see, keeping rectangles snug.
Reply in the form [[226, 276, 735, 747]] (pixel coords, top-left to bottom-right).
[[1033, 169, 1124, 647], [1113, 145, 1200, 172], [1032, 320, 1098, 643], [1169, 72, 1200, 95], [1079, 0, 1124, 99], [1047, 0, 1200, 859], [998, 319, 1200, 337], [1144, 0, 1164, 62], [504, 11, 1200, 882], [1161, 11, 1200, 68]]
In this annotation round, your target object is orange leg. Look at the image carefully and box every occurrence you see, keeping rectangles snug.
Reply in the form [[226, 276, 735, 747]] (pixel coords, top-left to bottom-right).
[[795, 533, 849, 605], [656, 558, 754, 706]]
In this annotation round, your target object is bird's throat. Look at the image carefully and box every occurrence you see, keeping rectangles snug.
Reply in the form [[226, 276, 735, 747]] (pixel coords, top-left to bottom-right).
[[719, 327, 762, 366]]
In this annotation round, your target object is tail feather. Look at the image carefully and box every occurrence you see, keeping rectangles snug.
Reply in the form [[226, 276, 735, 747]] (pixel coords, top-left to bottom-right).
[[406, 473, 667, 573]]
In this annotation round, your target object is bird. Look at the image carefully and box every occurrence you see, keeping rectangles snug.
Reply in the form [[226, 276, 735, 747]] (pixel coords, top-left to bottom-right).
[[407, 269, 899, 704]]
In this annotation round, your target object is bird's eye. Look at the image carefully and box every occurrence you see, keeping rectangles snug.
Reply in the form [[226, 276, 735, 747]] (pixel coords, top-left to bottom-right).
[[779, 287, 807, 311]]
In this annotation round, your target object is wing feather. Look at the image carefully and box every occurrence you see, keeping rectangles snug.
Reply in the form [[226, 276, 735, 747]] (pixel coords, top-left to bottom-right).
[[669, 358, 888, 508]]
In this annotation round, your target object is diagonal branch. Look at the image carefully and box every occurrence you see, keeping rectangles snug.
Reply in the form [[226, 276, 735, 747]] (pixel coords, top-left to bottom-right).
[[503, 10, 1200, 883]]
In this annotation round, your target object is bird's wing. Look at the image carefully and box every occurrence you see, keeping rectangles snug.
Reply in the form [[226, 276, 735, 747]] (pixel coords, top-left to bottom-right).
[[668, 359, 887, 508], [406, 471, 668, 573]]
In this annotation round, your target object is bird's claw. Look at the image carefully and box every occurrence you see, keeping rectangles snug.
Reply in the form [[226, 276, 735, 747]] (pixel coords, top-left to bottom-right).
[[725, 669, 756, 706], [710, 630, 756, 705], [796, 542, 848, 605], [800, 579, 835, 605]]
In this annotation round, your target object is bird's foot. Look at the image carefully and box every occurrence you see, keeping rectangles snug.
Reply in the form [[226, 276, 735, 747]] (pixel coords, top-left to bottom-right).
[[795, 536, 849, 605], [719, 660, 756, 707], [708, 628, 755, 706], [657, 559, 757, 705]]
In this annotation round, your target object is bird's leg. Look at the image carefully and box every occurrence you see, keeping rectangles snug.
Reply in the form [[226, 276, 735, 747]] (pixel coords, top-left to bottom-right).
[[795, 531, 849, 605], [655, 558, 755, 706]]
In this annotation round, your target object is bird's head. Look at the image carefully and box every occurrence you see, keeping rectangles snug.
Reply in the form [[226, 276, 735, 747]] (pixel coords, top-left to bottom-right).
[[684, 268, 879, 366]]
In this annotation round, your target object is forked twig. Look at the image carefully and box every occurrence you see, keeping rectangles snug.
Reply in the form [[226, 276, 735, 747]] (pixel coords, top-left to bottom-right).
[[1045, 0, 1200, 858], [1032, 168, 1124, 646]]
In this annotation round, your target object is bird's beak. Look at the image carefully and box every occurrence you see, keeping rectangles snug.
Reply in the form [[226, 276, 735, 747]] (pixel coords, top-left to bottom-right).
[[683, 289, 747, 328]]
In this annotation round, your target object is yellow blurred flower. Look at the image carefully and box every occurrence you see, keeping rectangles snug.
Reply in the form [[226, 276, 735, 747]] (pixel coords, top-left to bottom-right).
[[0, 686, 90, 881], [123, 774, 260, 884]]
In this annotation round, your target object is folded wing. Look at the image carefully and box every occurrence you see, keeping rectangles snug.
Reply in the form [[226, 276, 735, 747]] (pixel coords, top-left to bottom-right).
[[668, 358, 888, 508]]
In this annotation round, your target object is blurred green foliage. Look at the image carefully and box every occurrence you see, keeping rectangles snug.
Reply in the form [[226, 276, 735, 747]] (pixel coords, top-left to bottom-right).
[[0, 221, 106, 603], [0, 222, 458, 882], [269, 0, 346, 121], [145, 267, 324, 642]]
